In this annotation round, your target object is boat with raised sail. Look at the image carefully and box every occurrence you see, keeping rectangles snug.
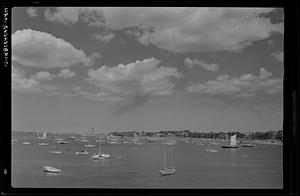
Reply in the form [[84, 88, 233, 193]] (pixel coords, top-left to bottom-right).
[[221, 134, 238, 148], [92, 136, 110, 159], [160, 144, 176, 176], [38, 131, 47, 140]]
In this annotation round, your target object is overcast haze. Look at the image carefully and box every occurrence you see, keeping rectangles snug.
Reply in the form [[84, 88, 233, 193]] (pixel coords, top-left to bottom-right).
[[12, 7, 284, 133]]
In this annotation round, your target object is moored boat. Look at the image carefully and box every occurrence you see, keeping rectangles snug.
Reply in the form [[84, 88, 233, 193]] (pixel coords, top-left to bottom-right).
[[160, 144, 176, 176], [76, 150, 89, 155], [221, 135, 238, 148], [43, 166, 61, 173]]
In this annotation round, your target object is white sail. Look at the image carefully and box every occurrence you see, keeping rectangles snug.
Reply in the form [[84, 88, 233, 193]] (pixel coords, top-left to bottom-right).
[[230, 135, 237, 146], [43, 132, 47, 138]]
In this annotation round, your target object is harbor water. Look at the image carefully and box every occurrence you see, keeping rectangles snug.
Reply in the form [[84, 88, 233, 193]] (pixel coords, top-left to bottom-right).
[[11, 132, 283, 188]]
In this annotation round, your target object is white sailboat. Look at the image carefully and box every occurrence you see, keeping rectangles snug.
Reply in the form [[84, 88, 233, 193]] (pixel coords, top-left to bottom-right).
[[92, 138, 110, 159], [221, 134, 238, 148], [160, 145, 176, 176], [37, 131, 47, 139]]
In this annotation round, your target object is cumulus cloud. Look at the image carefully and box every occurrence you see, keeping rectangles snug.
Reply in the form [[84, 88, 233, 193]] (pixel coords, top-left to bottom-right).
[[84, 52, 102, 67], [83, 57, 182, 112], [12, 67, 41, 93], [27, 7, 37, 18], [12, 29, 92, 68], [92, 33, 115, 43], [44, 7, 82, 25], [43, 7, 283, 53], [86, 57, 182, 97], [187, 68, 283, 97], [57, 69, 76, 78], [271, 51, 283, 62], [31, 71, 53, 81], [184, 58, 219, 71]]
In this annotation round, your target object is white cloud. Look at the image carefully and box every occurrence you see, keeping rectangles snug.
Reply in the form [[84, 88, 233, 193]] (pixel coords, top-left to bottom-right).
[[84, 52, 102, 67], [12, 29, 91, 68], [27, 7, 37, 18], [86, 57, 182, 101], [92, 33, 115, 43], [271, 51, 283, 62], [44, 7, 82, 25], [43, 8, 283, 53], [187, 68, 282, 97], [12, 67, 41, 93], [57, 69, 76, 78], [184, 58, 219, 71], [72, 86, 81, 91], [31, 71, 53, 81]]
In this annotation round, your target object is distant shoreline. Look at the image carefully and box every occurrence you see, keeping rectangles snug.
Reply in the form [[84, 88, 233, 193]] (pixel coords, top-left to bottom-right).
[[251, 140, 283, 146]]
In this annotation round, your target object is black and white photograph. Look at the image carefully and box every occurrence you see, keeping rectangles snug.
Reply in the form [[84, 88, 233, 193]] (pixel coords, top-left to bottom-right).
[[3, 5, 297, 192]]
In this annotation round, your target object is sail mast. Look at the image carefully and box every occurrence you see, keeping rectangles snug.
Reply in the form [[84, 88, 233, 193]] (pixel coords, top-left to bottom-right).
[[164, 145, 166, 169], [99, 138, 102, 154]]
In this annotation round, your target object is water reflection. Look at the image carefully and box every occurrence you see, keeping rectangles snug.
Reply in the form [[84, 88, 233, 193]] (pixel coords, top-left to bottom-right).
[[44, 172, 61, 177]]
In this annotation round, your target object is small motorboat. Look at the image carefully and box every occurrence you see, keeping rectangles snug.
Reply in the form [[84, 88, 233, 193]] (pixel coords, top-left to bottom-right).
[[58, 141, 70, 144], [43, 166, 61, 173], [85, 144, 95, 147], [22, 142, 31, 145], [206, 149, 218, 153], [39, 143, 49, 146], [49, 150, 62, 154], [76, 150, 89, 155]]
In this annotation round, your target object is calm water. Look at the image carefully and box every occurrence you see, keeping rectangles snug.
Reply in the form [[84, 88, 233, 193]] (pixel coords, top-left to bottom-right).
[[12, 132, 283, 188]]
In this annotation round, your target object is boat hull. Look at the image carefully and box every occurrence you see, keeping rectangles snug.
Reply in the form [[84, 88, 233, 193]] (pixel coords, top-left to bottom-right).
[[76, 151, 89, 155], [221, 145, 238, 148], [44, 166, 61, 173], [160, 168, 176, 176], [92, 153, 110, 159]]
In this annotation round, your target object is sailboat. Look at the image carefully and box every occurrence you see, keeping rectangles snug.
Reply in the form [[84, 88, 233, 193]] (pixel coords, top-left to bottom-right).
[[50, 143, 62, 154], [242, 135, 255, 147], [92, 137, 110, 159], [37, 132, 47, 140], [85, 128, 96, 147], [221, 134, 238, 148], [160, 144, 176, 176]]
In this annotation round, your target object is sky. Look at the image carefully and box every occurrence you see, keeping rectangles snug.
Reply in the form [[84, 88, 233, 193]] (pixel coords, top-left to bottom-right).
[[12, 7, 284, 133]]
